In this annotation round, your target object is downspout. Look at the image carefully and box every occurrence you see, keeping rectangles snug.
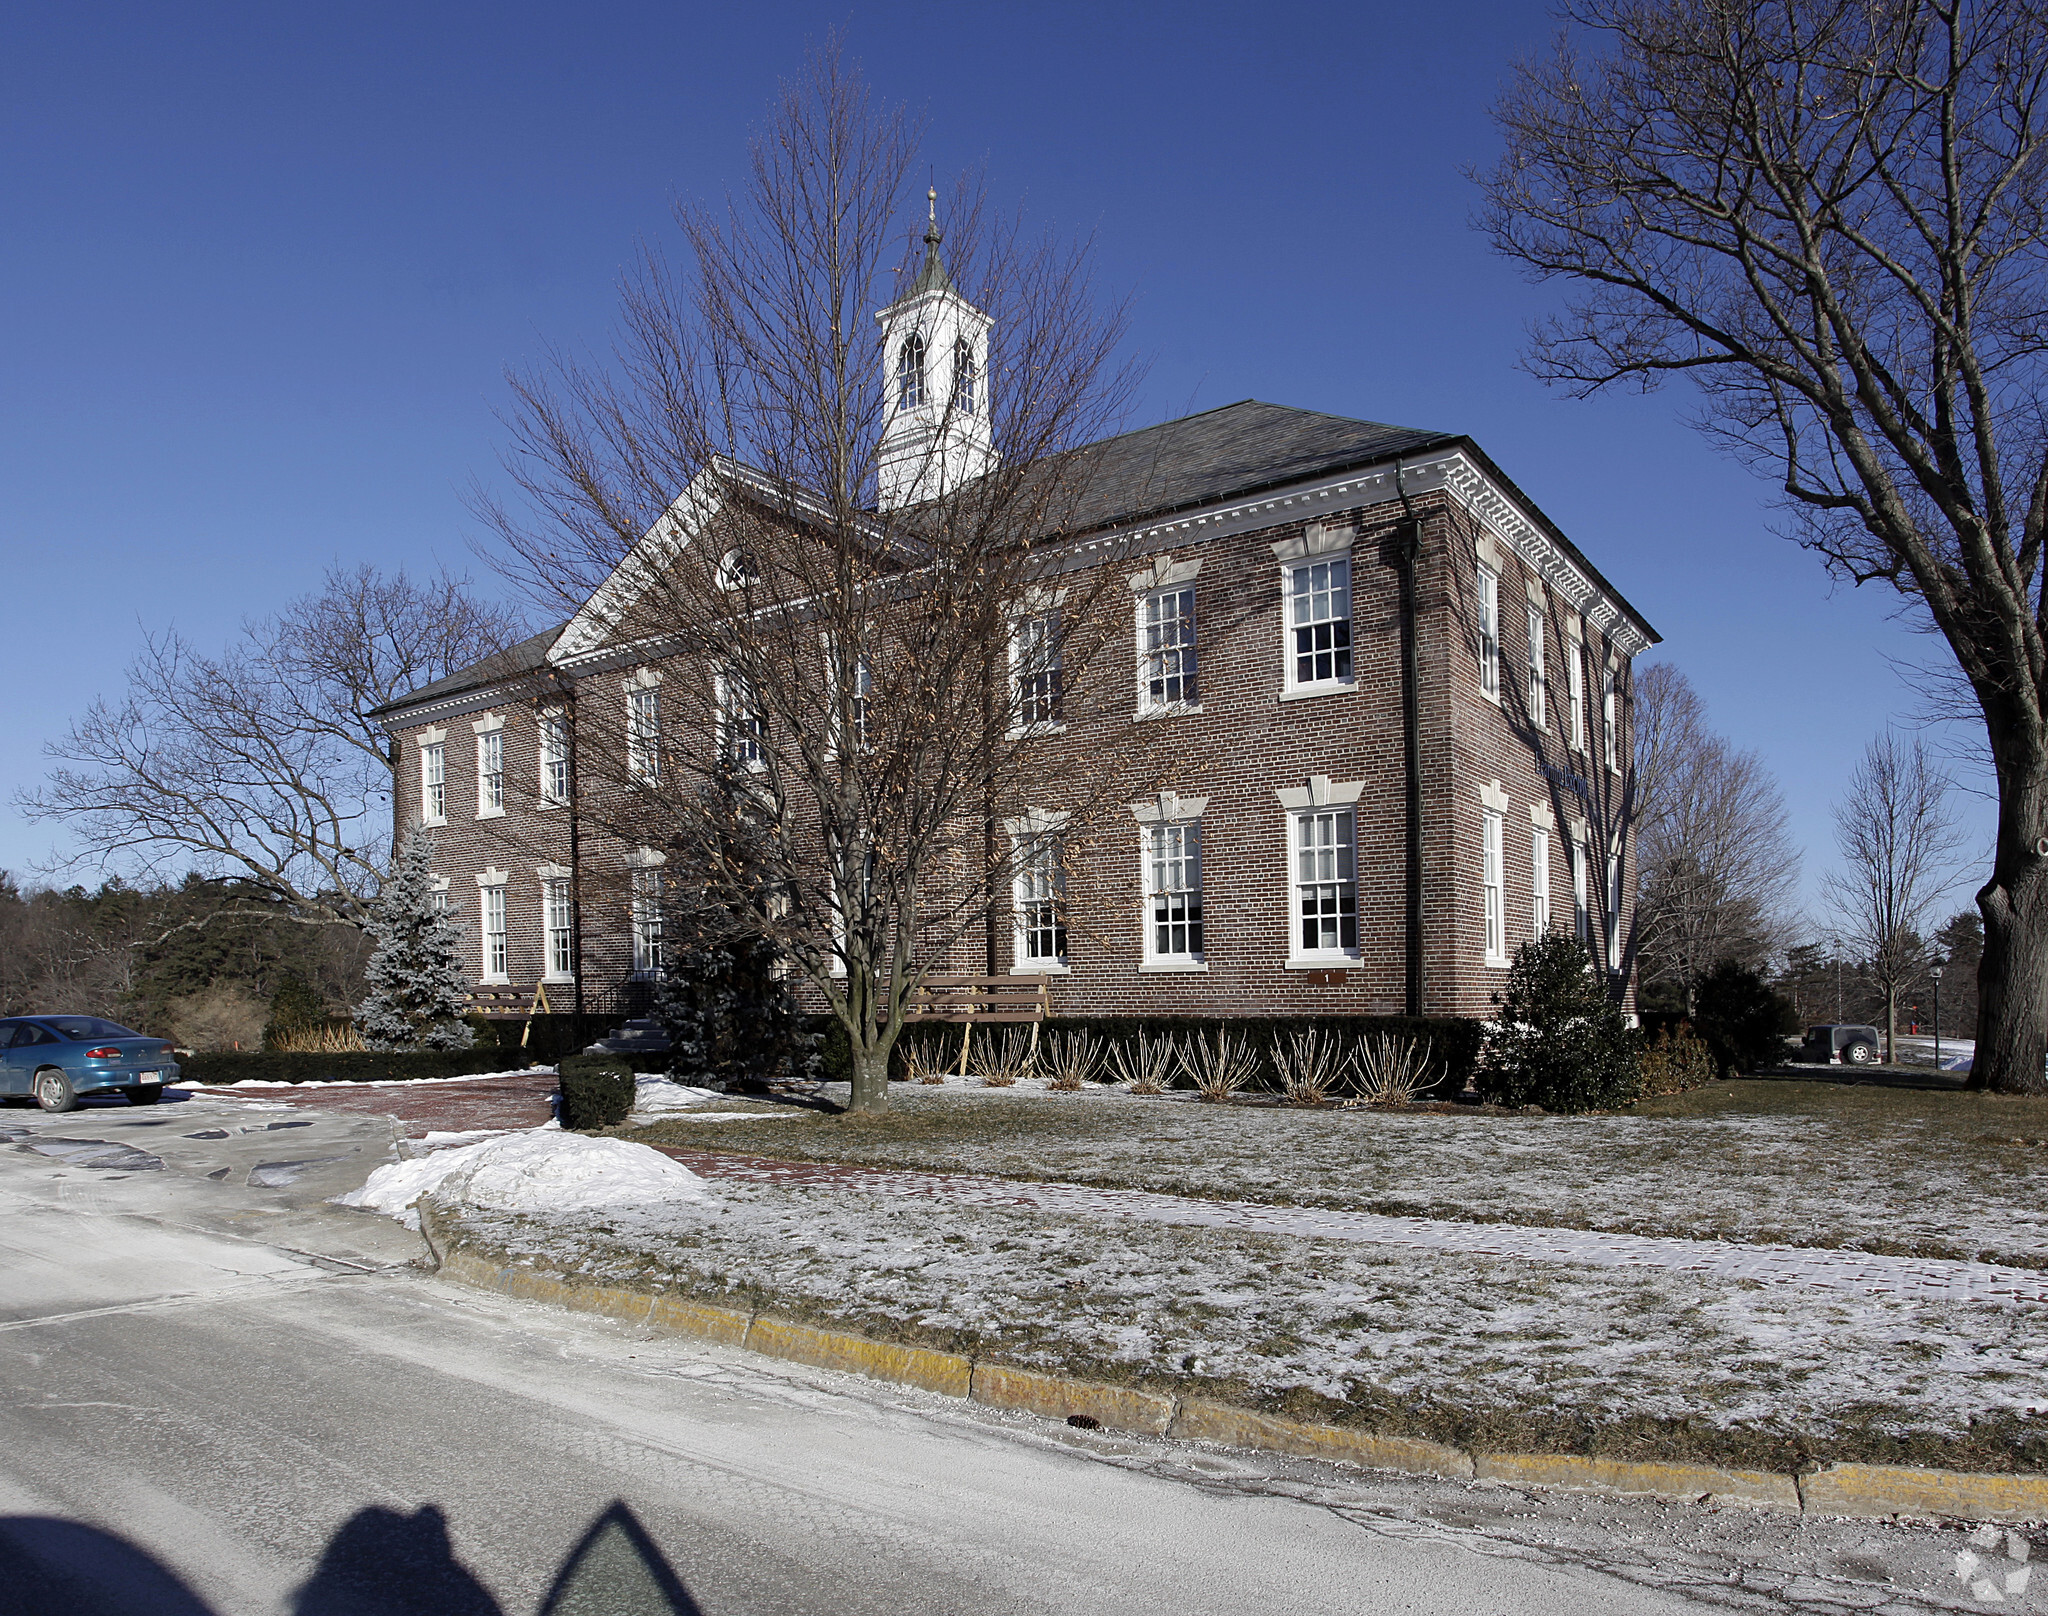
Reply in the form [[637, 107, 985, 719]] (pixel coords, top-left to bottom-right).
[[562, 680, 586, 1022], [1393, 462, 1425, 1018]]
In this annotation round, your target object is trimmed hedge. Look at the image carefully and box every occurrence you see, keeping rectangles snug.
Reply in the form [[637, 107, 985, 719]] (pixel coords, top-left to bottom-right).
[[558, 1054, 636, 1130], [178, 1050, 534, 1086]]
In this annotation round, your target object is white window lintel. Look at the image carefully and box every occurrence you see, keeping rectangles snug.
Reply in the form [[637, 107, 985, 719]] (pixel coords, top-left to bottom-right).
[[1274, 775, 1365, 811], [1003, 808, 1070, 838], [1127, 555, 1202, 593], [624, 666, 664, 691], [625, 846, 667, 869], [1479, 779, 1511, 814], [1129, 790, 1209, 825], [1269, 520, 1357, 565], [476, 867, 508, 888], [536, 863, 574, 882], [1530, 801, 1558, 833], [418, 726, 447, 746], [471, 713, 505, 734]]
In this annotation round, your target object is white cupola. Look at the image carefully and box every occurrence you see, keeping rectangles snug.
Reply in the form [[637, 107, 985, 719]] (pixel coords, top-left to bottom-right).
[[874, 190, 997, 511]]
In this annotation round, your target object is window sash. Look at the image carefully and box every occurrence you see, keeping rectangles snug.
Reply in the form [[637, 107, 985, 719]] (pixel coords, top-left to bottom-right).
[[630, 870, 663, 976], [1603, 667, 1621, 773], [1013, 835, 1067, 963], [482, 886, 507, 979], [1527, 607, 1546, 728], [627, 689, 661, 781], [1483, 809, 1505, 962], [721, 673, 766, 766], [1607, 853, 1623, 970], [1289, 559, 1352, 686], [421, 743, 445, 822], [1572, 841, 1590, 943], [1293, 808, 1358, 954], [1568, 642, 1585, 750], [543, 880, 574, 979], [1140, 587, 1199, 709], [540, 715, 570, 803], [1012, 613, 1063, 728], [952, 336, 977, 412], [1478, 566, 1500, 698], [477, 731, 503, 812], [1145, 822, 1204, 959], [897, 333, 925, 409], [1532, 830, 1551, 938]]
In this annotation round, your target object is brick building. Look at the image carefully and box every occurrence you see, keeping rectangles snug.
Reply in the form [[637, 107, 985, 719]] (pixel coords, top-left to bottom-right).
[[374, 255, 1657, 1025]]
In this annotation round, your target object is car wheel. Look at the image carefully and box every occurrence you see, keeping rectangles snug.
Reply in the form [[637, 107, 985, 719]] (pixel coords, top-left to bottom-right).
[[125, 1087, 164, 1107], [1842, 1040, 1878, 1067], [34, 1069, 79, 1113]]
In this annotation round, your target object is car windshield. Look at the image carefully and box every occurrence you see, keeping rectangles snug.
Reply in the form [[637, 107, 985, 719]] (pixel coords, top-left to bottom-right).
[[36, 1016, 144, 1042]]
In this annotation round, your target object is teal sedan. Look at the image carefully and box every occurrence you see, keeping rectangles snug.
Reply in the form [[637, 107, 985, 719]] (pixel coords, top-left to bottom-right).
[[0, 1017, 180, 1112]]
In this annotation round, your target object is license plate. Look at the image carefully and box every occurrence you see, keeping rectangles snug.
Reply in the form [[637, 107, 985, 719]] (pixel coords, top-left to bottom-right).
[[136, 1071, 161, 1084]]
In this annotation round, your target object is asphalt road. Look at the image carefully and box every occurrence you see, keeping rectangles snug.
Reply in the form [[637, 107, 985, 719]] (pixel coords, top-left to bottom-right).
[[0, 1091, 2000, 1615]]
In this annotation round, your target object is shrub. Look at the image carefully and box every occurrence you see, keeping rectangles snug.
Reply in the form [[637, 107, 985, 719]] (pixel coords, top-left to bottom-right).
[[169, 984, 268, 1053], [1042, 1015, 1483, 1098], [1691, 961, 1799, 1076], [262, 972, 329, 1052], [1639, 1024, 1718, 1097], [1477, 934, 1642, 1113], [558, 1054, 636, 1130]]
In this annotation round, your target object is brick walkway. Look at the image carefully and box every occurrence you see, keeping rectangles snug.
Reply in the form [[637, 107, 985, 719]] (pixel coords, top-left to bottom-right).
[[180, 1070, 558, 1137], [653, 1145, 2048, 1311]]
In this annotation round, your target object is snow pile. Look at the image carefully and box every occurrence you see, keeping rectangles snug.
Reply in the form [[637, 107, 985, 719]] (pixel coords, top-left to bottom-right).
[[338, 1129, 711, 1227], [633, 1075, 722, 1115]]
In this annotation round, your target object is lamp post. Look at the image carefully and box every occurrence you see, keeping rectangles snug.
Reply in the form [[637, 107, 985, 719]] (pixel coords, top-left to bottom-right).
[[1931, 965, 1944, 1073]]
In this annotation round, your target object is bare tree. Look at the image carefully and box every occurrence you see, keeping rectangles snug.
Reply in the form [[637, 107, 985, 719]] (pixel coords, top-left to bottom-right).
[[476, 48, 1172, 1115], [20, 566, 526, 926], [1480, 0, 2048, 1092], [1823, 730, 1967, 1057], [1633, 663, 1800, 1008]]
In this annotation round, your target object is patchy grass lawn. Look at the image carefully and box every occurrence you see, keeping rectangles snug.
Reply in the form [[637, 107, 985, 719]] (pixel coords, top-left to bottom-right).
[[439, 1175, 2048, 1474], [628, 1076, 2048, 1269]]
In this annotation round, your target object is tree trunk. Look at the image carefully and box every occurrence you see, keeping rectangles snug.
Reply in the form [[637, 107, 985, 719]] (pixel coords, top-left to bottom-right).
[[1972, 788, 2048, 1094], [846, 1039, 892, 1116]]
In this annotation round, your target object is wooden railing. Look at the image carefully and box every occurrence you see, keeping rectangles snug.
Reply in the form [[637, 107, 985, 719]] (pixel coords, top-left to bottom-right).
[[900, 975, 1051, 1024]]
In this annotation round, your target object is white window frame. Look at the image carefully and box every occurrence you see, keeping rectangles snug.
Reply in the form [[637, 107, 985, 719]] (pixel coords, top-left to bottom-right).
[[1482, 808, 1507, 966], [1607, 850, 1624, 972], [1477, 563, 1501, 702], [430, 875, 451, 918], [1526, 605, 1547, 729], [1603, 662, 1622, 776], [541, 877, 575, 983], [1008, 610, 1064, 735], [419, 739, 446, 826], [1289, 807, 1360, 962], [1009, 828, 1068, 972], [1572, 837, 1590, 945], [629, 864, 664, 979], [627, 687, 661, 783], [952, 335, 978, 414], [718, 669, 767, 770], [479, 880, 508, 983], [1284, 556, 1355, 693], [897, 331, 926, 411], [1531, 828, 1551, 939], [1142, 819, 1206, 969], [823, 636, 871, 757], [475, 728, 504, 818], [1137, 584, 1200, 714], [1567, 637, 1585, 752], [538, 711, 570, 806]]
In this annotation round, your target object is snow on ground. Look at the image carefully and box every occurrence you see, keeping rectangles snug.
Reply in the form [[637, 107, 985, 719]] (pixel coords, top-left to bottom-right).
[[634, 1087, 2048, 1270], [631, 1075, 725, 1115], [177, 1067, 556, 1091], [337, 1130, 711, 1228], [447, 1178, 2048, 1465]]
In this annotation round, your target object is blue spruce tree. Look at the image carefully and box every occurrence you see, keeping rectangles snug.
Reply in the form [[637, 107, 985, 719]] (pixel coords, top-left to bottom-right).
[[357, 828, 475, 1051]]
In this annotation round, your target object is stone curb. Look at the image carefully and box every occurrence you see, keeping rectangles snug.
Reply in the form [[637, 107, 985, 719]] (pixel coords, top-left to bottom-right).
[[414, 1204, 2048, 1524]]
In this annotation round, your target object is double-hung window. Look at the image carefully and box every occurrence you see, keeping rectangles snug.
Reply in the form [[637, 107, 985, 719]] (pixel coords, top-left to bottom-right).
[[476, 730, 504, 816], [542, 879, 574, 981], [825, 640, 871, 755], [1144, 821, 1204, 964], [631, 869, 663, 977], [1292, 808, 1358, 956], [1482, 808, 1506, 965], [1531, 829, 1551, 938], [1572, 838, 1590, 944], [539, 713, 570, 804], [627, 688, 661, 782], [1568, 639, 1586, 752], [481, 885, 508, 981], [1011, 612, 1063, 730], [1012, 834, 1067, 968], [1288, 558, 1352, 687], [420, 742, 446, 825], [1139, 587, 1198, 711], [1477, 564, 1500, 700], [720, 671, 766, 768], [1607, 852, 1624, 971], [952, 336, 978, 413], [1527, 606, 1547, 728], [1603, 664, 1621, 774]]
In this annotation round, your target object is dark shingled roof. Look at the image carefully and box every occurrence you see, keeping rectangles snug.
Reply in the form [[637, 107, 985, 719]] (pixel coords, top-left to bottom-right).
[[1049, 400, 1456, 535], [368, 624, 564, 719]]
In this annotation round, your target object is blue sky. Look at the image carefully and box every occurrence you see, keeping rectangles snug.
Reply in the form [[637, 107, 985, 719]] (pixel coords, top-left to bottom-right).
[[0, 0, 1994, 925]]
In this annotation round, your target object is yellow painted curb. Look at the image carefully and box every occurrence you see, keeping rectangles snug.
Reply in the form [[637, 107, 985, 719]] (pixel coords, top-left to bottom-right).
[[746, 1316, 971, 1398], [970, 1362, 1174, 1435], [1475, 1452, 1799, 1510], [647, 1293, 752, 1349], [1801, 1464, 2048, 1523], [1173, 1400, 1474, 1480]]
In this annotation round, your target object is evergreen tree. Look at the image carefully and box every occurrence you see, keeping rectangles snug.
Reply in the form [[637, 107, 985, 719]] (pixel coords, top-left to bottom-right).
[[262, 970, 328, 1050], [1691, 960, 1797, 1077], [1478, 932, 1642, 1113], [356, 829, 473, 1051]]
